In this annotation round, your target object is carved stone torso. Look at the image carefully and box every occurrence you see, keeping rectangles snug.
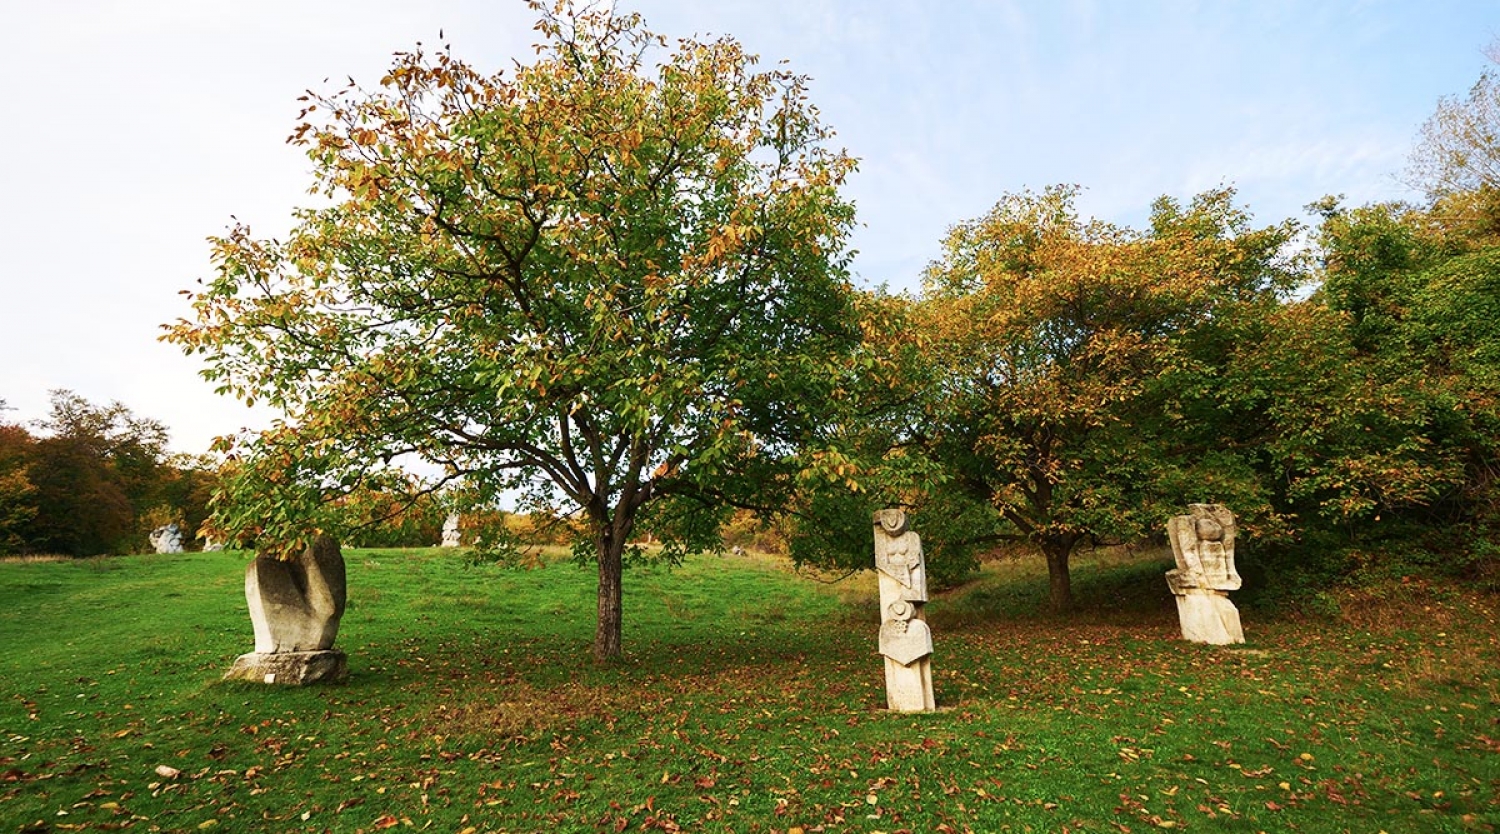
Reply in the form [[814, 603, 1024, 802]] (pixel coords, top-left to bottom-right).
[[873, 508, 936, 710], [1167, 503, 1241, 592], [440, 514, 461, 548], [873, 509, 928, 603]]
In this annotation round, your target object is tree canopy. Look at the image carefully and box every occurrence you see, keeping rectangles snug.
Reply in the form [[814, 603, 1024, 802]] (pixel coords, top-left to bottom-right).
[[165, 4, 861, 660], [912, 186, 1305, 610], [1313, 191, 1500, 550]]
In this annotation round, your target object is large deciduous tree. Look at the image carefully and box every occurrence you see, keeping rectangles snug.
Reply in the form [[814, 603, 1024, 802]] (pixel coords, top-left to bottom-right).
[[919, 186, 1303, 611], [165, 5, 860, 661], [1314, 193, 1500, 550], [21, 390, 175, 556]]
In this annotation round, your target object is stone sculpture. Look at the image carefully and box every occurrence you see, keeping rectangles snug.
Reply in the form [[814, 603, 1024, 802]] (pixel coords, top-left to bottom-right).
[[440, 513, 461, 548], [148, 524, 183, 554], [1165, 503, 1244, 645], [224, 535, 349, 685], [873, 509, 935, 712]]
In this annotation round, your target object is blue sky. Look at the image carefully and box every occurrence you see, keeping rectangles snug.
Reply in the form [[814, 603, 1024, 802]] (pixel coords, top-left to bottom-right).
[[1, 1, 1496, 453]]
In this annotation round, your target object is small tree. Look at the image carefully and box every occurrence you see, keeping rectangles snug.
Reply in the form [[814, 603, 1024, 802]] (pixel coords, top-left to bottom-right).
[[1405, 65, 1500, 200], [166, 5, 860, 661]]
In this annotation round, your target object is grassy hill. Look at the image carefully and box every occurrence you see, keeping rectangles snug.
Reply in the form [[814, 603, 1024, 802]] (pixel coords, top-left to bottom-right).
[[1, 546, 1496, 833]]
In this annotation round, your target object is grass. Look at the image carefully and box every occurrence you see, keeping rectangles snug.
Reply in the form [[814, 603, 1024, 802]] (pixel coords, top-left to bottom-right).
[[1, 545, 1497, 833]]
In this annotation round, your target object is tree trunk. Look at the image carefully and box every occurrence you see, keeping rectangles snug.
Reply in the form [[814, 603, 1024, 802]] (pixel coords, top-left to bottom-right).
[[1043, 537, 1075, 613], [594, 532, 625, 663]]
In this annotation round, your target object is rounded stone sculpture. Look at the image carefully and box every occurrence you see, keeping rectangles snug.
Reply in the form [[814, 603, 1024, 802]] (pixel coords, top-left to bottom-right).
[[149, 524, 183, 554], [224, 535, 348, 685]]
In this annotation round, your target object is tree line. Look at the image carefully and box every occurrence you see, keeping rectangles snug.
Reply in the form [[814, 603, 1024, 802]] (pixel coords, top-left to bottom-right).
[[135, 4, 1500, 659], [0, 391, 216, 556]]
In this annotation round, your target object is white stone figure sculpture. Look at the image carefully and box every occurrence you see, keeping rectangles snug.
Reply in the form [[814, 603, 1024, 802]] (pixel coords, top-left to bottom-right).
[[201, 537, 224, 552], [224, 535, 348, 685], [1165, 503, 1245, 645], [148, 524, 183, 554], [440, 513, 461, 548], [873, 509, 936, 711]]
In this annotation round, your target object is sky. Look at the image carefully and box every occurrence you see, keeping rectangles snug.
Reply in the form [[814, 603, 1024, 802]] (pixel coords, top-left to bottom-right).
[[1, 0, 1496, 455]]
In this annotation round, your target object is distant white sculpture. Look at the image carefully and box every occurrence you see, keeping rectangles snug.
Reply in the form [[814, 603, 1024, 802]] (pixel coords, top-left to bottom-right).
[[441, 513, 461, 548], [201, 537, 224, 552], [148, 524, 183, 554], [873, 509, 935, 712], [1165, 504, 1245, 645]]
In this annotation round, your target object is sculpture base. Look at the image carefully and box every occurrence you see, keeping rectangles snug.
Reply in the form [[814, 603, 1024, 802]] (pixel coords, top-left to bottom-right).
[[1173, 592, 1244, 645], [884, 656, 936, 712], [224, 650, 348, 685]]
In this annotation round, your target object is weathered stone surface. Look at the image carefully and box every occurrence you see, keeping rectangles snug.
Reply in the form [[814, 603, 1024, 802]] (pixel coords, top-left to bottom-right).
[[874, 510, 927, 603], [1165, 503, 1240, 592], [1173, 591, 1245, 645], [245, 536, 347, 654], [149, 524, 183, 554], [440, 513, 461, 548], [879, 602, 934, 666], [223, 650, 348, 685], [1165, 504, 1245, 645], [874, 509, 936, 712]]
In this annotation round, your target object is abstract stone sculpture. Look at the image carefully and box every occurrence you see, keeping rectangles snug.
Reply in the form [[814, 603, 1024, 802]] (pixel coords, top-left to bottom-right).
[[224, 535, 349, 685], [148, 524, 183, 554], [873, 509, 936, 712], [1165, 504, 1244, 645], [440, 513, 461, 548]]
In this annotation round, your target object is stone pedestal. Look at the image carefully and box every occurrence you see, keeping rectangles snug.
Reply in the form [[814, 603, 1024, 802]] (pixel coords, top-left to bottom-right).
[[874, 509, 936, 712], [224, 650, 348, 685], [1172, 591, 1244, 645]]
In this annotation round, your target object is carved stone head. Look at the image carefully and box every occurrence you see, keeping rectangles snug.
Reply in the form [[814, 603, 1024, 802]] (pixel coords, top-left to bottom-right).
[[873, 508, 908, 536]]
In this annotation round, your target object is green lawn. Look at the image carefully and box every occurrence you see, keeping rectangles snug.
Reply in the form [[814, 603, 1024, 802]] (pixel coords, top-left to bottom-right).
[[1, 547, 1496, 833]]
